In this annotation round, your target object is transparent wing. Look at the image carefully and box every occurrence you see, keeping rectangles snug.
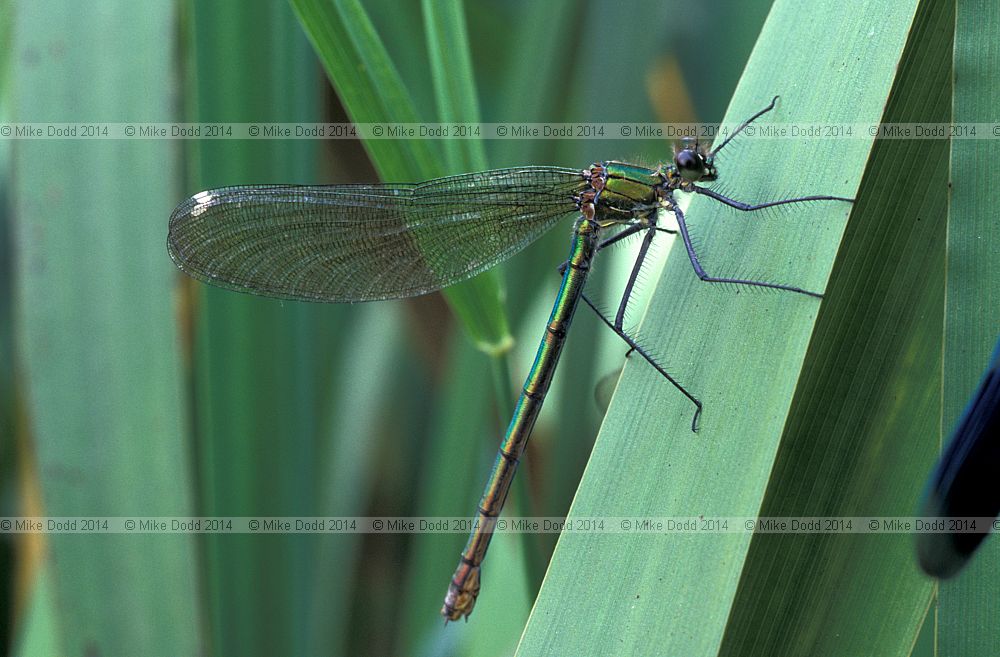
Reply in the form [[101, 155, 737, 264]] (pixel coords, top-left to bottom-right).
[[167, 167, 586, 302]]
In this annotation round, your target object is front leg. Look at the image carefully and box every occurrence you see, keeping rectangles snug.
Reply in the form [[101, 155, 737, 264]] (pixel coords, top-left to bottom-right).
[[692, 185, 853, 211]]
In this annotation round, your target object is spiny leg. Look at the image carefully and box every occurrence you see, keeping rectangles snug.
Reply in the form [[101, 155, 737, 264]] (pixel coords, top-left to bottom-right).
[[672, 201, 823, 298], [581, 292, 702, 432], [594, 218, 675, 256], [608, 213, 694, 413], [557, 220, 700, 429], [563, 222, 673, 278], [594, 223, 646, 253], [614, 221, 657, 329], [590, 208, 678, 328], [692, 184, 854, 211]]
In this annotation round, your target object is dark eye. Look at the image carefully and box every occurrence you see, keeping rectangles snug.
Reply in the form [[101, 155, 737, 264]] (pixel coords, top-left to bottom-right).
[[674, 149, 704, 180]]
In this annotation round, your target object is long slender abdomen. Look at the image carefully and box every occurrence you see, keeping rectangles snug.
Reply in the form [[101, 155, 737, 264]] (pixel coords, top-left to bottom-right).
[[441, 214, 599, 621]]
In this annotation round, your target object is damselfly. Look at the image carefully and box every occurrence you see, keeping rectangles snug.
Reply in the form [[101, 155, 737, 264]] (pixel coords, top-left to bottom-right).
[[167, 97, 852, 621]]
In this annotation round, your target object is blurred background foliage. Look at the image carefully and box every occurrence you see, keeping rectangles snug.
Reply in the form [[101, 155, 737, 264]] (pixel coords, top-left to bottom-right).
[[0, 1, 770, 654], [2, 0, 994, 656]]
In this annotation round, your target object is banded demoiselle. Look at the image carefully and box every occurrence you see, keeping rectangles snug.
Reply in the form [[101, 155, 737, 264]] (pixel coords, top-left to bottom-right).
[[167, 97, 853, 621]]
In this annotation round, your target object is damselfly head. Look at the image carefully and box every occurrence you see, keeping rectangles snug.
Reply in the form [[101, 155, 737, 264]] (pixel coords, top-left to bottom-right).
[[672, 139, 717, 183]]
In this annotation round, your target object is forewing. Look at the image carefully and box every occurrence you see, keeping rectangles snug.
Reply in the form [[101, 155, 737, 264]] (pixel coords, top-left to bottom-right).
[[167, 167, 585, 302]]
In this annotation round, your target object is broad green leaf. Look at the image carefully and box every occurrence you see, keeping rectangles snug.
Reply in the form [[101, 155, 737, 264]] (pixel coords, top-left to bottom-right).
[[937, 0, 1000, 654], [12, 3, 201, 655], [519, 0, 946, 655]]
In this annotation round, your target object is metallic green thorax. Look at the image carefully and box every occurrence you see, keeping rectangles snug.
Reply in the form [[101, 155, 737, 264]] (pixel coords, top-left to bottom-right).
[[599, 162, 661, 214]]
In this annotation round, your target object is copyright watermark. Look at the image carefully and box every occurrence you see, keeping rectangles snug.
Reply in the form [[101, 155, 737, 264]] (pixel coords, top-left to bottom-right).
[[2, 516, 997, 535], [2, 122, 999, 140]]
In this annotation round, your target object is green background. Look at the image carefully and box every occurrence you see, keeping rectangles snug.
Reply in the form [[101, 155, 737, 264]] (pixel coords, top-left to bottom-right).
[[1, 0, 997, 656]]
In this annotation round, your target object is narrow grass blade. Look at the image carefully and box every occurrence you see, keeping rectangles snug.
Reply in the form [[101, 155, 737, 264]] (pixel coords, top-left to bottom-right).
[[421, 0, 487, 173], [289, 0, 510, 353]]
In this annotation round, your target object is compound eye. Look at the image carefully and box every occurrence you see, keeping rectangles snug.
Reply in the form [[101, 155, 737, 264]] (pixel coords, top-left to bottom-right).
[[674, 149, 704, 180]]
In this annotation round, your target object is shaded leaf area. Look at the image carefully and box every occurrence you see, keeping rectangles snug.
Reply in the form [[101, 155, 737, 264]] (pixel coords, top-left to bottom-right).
[[719, 0, 952, 653], [937, 0, 1000, 654]]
